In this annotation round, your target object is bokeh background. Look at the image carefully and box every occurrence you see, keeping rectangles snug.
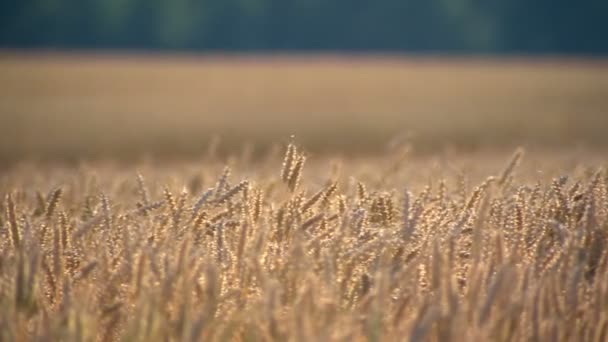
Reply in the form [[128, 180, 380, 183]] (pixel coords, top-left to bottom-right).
[[3, 0, 608, 53], [1, 0, 608, 161]]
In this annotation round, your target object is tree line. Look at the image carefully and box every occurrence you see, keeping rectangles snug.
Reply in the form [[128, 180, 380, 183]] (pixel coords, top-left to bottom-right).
[[1, 0, 606, 54]]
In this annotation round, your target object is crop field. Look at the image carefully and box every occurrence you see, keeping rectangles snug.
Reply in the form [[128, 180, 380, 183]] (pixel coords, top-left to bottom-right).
[[1, 54, 608, 160], [1, 54, 608, 341]]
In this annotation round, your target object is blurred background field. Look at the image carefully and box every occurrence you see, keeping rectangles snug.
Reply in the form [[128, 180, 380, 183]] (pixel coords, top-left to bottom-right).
[[1, 53, 608, 162], [2, 0, 608, 163]]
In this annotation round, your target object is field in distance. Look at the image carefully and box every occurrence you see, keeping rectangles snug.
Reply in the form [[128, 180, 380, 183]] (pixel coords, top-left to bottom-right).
[[1, 53, 608, 161]]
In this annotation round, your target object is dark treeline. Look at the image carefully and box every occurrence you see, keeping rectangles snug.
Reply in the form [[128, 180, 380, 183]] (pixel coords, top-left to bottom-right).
[[1, 0, 607, 54]]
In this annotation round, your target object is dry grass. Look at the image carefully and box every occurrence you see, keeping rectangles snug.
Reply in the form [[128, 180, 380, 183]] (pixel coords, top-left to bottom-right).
[[1, 142, 608, 341], [1, 53, 608, 160]]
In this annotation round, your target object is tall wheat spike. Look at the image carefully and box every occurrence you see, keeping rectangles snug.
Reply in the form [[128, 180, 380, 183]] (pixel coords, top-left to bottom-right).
[[6, 193, 20, 249]]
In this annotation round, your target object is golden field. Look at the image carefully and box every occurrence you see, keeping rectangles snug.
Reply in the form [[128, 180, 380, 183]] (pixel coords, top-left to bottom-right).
[[1, 53, 608, 160], [2, 54, 608, 341], [1, 144, 608, 341]]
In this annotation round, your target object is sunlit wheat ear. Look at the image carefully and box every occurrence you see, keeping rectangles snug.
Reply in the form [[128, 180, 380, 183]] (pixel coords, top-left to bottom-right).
[[45, 187, 63, 220], [549, 177, 569, 223], [436, 179, 447, 205], [100, 193, 112, 231], [136, 172, 151, 207], [301, 187, 324, 213], [192, 211, 208, 234], [192, 187, 215, 218], [5, 193, 20, 249], [41, 256, 57, 303], [464, 177, 495, 212], [320, 182, 338, 209], [126, 200, 165, 219], [383, 194, 395, 225], [498, 147, 524, 187], [52, 216, 63, 282], [453, 173, 466, 207], [215, 166, 232, 198], [58, 211, 70, 250], [357, 181, 368, 203], [252, 189, 263, 222], [301, 213, 324, 231], [172, 187, 188, 231], [215, 180, 249, 206], [236, 221, 248, 267], [163, 186, 176, 216], [209, 209, 230, 224], [401, 189, 412, 240], [281, 138, 297, 183], [287, 154, 306, 193]]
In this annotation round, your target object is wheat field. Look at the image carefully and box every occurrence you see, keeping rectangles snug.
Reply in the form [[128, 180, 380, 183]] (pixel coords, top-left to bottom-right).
[[2, 54, 608, 341], [1, 54, 608, 160], [1, 139, 608, 341]]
